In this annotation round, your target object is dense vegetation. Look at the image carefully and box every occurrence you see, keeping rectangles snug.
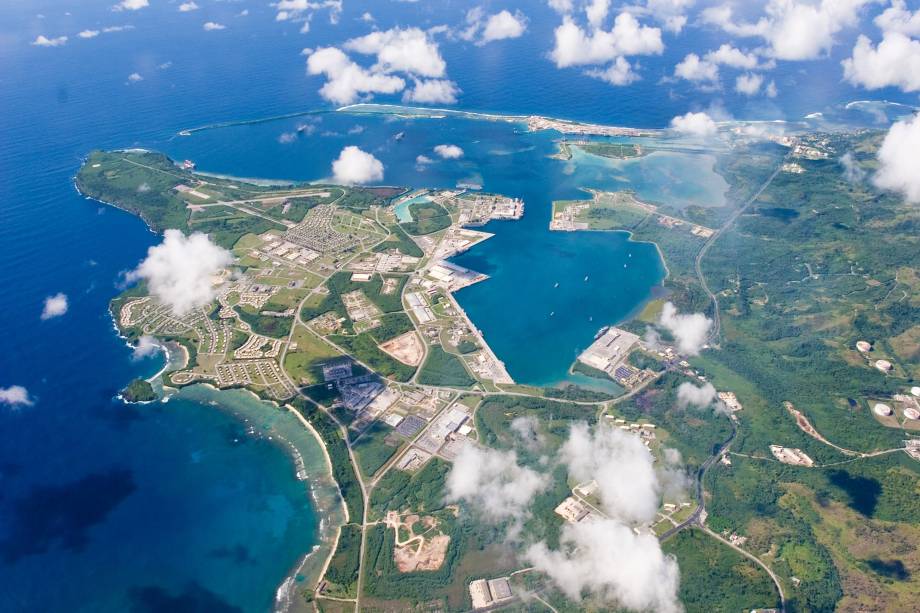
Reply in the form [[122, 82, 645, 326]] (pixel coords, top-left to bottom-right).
[[292, 398, 364, 522], [121, 379, 156, 402], [234, 306, 294, 338], [417, 346, 476, 388], [700, 134, 917, 453], [663, 529, 780, 613], [77, 150, 292, 248], [325, 523, 362, 594], [367, 313, 414, 344], [77, 151, 191, 232], [616, 372, 732, 470], [369, 459, 450, 519]]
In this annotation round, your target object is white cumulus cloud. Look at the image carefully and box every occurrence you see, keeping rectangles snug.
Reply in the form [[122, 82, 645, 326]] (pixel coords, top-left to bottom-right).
[[331, 146, 384, 184], [562, 423, 664, 523], [526, 422, 684, 611], [403, 78, 460, 104], [306, 27, 457, 106], [0, 385, 34, 408], [274, 0, 342, 24], [658, 300, 712, 354], [674, 53, 719, 83], [32, 35, 68, 47], [840, 152, 865, 183], [79, 30, 100, 39], [113, 0, 149, 11], [674, 44, 769, 86], [645, 0, 695, 33], [306, 47, 405, 105], [125, 230, 233, 316], [481, 9, 528, 43], [586, 56, 639, 85], [706, 43, 762, 70], [842, 33, 920, 93], [875, 0, 920, 37], [551, 12, 663, 68], [463, 8, 528, 45], [676, 381, 717, 408], [346, 27, 446, 78], [179, 2, 199, 12], [526, 518, 681, 612], [132, 335, 162, 360], [445, 444, 548, 522], [735, 72, 764, 95], [703, 0, 872, 61], [669, 111, 718, 138], [203, 22, 226, 31], [41, 293, 69, 320], [433, 144, 463, 159], [873, 114, 920, 203]]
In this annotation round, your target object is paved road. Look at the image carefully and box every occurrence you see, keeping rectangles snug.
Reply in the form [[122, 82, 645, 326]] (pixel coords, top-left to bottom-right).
[[659, 419, 737, 540], [695, 164, 783, 343]]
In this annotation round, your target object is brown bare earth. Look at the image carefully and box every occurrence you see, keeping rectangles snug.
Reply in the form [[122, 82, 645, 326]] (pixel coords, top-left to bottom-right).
[[379, 331, 424, 366], [385, 510, 450, 572], [394, 534, 451, 572]]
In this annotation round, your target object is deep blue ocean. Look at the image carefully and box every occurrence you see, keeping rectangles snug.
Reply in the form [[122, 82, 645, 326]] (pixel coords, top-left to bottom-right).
[[1, 1, 915, 611]]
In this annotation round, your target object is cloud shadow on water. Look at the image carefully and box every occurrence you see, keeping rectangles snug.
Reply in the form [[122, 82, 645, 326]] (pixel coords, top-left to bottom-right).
[[128, 583, 243, 613], [0, 469, 136, 563]]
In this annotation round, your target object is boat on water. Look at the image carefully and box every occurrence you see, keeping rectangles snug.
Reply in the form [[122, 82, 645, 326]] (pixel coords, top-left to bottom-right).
[[584, 275, 589, 281], [394, 131, 406, 141], [594, 325, 610, 340], [554, 282, 559, 288]]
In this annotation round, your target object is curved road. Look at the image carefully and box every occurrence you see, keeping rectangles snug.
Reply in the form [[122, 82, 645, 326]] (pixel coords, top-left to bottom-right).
[[659, 418, 787, 612]]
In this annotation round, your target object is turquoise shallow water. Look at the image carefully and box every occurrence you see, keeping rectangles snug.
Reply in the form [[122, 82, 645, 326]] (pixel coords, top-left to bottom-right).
[[394, 195, 431, 223]]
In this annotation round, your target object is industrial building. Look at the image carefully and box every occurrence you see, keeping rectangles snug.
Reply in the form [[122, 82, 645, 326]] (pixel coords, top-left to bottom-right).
[[577, 327, 640, 375], [469, 576, 514, 610]]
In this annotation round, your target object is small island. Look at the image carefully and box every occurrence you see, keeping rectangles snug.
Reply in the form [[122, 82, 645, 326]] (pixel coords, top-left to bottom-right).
[[121, 378, 156, 403]]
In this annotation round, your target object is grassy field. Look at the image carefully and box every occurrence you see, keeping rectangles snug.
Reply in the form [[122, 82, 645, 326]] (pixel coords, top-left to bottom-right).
[[401, 200, 451, 235], [352, 421, 404, 478], [372, 223, 424, 257], [284, 325, 343, 385], [331, 333, 416, 382], [417, 346, 476, 388]]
